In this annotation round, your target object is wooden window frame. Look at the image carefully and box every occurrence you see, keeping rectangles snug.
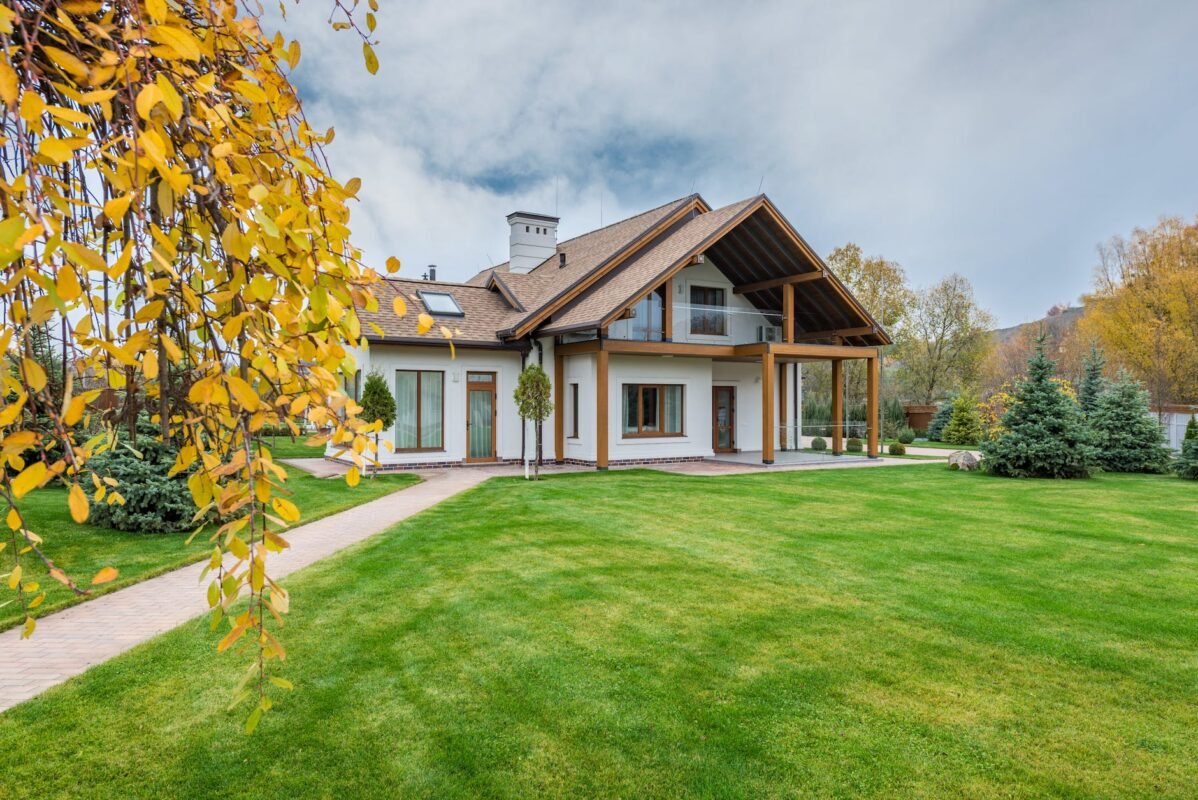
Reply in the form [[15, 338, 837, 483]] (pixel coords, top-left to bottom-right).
[[568, 382, 580, 439], [689, 285, 727, 336], [621, 383, 685, 438], [395, 369, 445, 452]]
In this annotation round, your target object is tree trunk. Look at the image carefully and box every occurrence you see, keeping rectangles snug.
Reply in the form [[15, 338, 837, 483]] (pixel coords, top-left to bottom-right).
[[534, 425, 541, 480]]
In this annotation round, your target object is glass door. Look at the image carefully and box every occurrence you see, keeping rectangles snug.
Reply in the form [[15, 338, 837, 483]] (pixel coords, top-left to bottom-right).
[[712, 386, 735, 452], [466, 372, 496, 462]]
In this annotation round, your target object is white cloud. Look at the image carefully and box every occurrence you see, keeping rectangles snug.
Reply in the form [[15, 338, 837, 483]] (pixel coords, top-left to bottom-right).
[[276, 0, 1198, 324]]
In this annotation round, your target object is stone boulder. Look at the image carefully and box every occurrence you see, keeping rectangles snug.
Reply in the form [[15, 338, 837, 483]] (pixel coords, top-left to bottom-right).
[[948, 451, 980, 471]]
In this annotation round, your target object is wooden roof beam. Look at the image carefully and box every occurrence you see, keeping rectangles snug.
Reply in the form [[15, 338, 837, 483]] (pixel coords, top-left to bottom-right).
[[732, 271, 826, 295], [793, 325, 878, 342]]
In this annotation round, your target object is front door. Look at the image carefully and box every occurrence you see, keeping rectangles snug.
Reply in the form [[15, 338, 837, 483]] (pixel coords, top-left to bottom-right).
[[466, 372, 497, 462], [712, 386, 736, 452]]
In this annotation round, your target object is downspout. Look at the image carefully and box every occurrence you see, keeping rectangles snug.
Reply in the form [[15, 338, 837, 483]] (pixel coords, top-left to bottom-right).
[[519, 346, 528, 465]]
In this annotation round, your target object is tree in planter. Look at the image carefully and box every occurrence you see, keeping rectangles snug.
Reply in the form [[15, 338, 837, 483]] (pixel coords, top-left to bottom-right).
[[1078, 343, 1107, 417], [358, 372, 397, 478], [514, 364, 553, 480], [1089, 373, 1171, 473], [981, 339, 1096, 478], [942, 391, 984, 446], [926, 393, 956, 442]]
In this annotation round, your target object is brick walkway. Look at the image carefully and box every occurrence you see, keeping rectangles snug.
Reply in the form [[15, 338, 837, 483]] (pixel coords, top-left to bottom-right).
[[0, 456, 938, 713]]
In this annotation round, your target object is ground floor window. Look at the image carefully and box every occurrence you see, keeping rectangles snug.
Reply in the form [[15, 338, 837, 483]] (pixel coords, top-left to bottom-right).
[[622, 384, 684, 437], [395, 370, 444, 450], [568, 383, 579, 438]]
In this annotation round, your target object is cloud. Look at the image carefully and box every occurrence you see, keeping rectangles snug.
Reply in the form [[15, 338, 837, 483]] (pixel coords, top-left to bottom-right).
[[277, 0, 1198, 325]]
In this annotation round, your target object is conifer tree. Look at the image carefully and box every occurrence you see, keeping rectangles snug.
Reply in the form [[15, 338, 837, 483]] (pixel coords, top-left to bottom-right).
[[982, 338, 1096, 478], [1089, 373, 1171, 473], [926, 392, 956, 442], [1173, 438, 1198, 480], [1078, 343, 1107, 417], [1185, 415, 1198, 442], [942, 391, 984, 446], [359, 372, 397, 478]]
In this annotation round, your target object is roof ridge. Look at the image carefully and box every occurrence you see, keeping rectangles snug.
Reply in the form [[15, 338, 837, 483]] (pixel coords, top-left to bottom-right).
[[548, 193, 702, 251]]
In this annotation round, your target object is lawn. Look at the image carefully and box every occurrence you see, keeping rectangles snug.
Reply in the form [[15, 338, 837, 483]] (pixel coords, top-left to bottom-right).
[[1, 453, 418, 631], [889, 439, 981, 451], [2, 466, 1197, 798]]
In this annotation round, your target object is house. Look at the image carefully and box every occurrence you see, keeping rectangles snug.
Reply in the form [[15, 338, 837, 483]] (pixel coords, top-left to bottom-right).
[[336, 193, 889, 469]]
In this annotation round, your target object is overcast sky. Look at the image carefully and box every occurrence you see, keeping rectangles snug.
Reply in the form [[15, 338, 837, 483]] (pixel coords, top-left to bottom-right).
[[283, 0, 1198, 327]]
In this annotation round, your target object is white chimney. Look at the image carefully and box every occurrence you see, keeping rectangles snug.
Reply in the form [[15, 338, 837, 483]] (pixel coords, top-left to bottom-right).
[[507, 212, 559, 274]]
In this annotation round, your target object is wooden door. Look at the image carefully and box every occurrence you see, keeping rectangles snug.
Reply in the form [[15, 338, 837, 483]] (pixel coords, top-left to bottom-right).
[[712, 386, 736, 452], [466, 372, 497, 462]]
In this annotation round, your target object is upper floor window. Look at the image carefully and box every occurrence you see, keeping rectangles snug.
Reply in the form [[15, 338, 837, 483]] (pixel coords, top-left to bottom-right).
[[689, 285, 726, 336]]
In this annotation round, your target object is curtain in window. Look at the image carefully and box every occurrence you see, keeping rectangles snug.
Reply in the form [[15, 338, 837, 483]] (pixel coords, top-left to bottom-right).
[[420, 372, 443, 448], [641, 386, 660, 432], [623, 385, 638, 434], [395, 370, 417, 449], [664, 385, 683, 433]]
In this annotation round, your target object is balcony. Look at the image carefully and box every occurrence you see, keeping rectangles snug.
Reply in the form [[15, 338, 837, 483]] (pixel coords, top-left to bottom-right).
[[604, 295, 784, 347]]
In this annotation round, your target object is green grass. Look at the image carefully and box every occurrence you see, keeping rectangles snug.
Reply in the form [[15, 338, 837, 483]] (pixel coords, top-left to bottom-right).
[[3, 466, 1198, 798], [890, 439, 981, 451], [1, 462, 418, 631]]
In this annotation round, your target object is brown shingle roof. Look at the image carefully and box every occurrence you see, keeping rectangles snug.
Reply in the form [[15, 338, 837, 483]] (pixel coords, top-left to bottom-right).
[[359, 278, 521, 347], [540, 197, 760, 334]]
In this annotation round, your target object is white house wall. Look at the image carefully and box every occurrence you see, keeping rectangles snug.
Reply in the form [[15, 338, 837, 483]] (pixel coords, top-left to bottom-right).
[[674, 259, 776, 344], [607, 355, 715, 461], [330, 344, 534, 466]]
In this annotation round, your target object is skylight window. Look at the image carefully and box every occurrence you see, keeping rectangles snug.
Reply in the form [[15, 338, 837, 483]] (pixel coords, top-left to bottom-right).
[[418, 290, 464, 317]]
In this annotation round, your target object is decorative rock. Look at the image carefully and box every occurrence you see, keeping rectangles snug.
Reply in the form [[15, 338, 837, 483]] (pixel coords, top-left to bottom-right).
[[948, 451, 980, 471]]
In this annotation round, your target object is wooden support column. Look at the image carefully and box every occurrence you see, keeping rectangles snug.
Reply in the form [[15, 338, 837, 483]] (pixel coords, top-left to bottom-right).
[[867, 355, 880, 458], [779, 362, 788, 450], [783, 283, 795, 343], [762, 350, 775, 464], [662, 278, 674, 342], [596, 348, 609, 470], [831, 359, 844, 455], [554, 352, 565, 463]]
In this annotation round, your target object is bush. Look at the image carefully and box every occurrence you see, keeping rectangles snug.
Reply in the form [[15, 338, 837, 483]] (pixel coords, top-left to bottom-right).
[[810, 436, 827, 452], [1173, 438, 1198, 480], [897, 427, 916, 444], [846, 437, 863, 453], [1088, 374, 1171, 473], [926, 394, 956, 441], [942, 392, 984, 446], [88, 436, 201, 533], [982, 339, 1095, 479], [888, 442, 906, 455]]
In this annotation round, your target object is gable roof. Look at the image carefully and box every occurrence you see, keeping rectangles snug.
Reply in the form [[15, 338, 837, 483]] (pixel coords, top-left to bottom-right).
[[365, 192, 888, 349]]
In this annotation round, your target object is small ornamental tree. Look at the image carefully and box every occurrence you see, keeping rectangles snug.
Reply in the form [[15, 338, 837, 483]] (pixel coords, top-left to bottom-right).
[[1173, 438, 1198, 480], [1185, 415, 1198, 442], [1078, 343, 1107, 417], [981, 338, 1096, 478], [926, 393, 956, 442], [1089, 373, 1171, 473], [358, 371, 396, 478], [514, 364, 553, 480], [942, 391, 984, 446]]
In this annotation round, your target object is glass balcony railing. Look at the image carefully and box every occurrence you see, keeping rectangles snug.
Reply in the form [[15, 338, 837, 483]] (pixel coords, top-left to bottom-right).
[[605, 302, 785, 346]]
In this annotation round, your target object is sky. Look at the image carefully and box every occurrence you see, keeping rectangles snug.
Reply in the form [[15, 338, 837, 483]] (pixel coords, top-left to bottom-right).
[[281, 0, 1198, 327]]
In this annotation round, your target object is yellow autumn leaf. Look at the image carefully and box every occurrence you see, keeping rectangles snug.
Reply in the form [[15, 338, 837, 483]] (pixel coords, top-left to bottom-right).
[[146, 0, 167, 23], [57, 266, 82, 302], [226, 375, 261, 411], [21, 615, 35, 639], [385, 256, 401, 274], [68, 483, 89, 523], [22, 358, 47, 392], [104, 194, 133, 223], [43, 46, 88, 78], [416, 312, 434, 335], [363, 43, 379, 74], [135, 82, 163, 120], [271, 496, 300, 523], [0, 61, 17, 106], [91, 566, 119, 585], [212, 141, 233, 158], [64, 394, 87, 426], [345, 466, 360, 487], [38, 137, 85, 164], [6, 564, 20, 590], [344, 177, 362, 196], [6, 507, 20, 530], [392, 295, 407, 317], [249, 274, 274, 301], [143, 349, 159, 380], [11, 462, 46, 499]]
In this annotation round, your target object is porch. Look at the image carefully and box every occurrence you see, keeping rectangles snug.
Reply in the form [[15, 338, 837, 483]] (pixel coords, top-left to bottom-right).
[[554, 338, 881, 468]]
